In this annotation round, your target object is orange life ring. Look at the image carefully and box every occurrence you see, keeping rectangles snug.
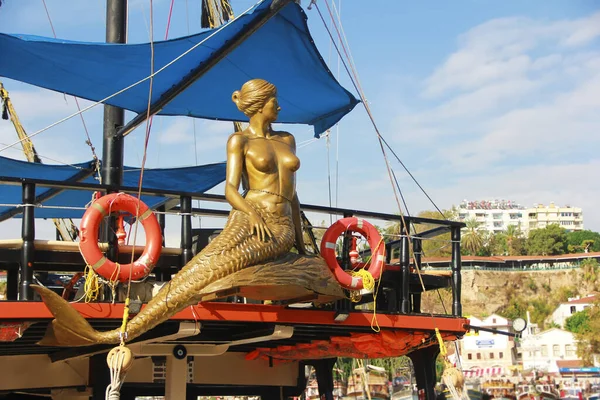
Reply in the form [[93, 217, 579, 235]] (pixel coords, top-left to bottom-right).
[[320, 217, 386, 290], [79, 193, 162, 282]]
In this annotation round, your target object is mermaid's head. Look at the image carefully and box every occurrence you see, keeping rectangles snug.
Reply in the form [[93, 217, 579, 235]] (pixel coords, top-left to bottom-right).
[[232, 79, 277, 118]]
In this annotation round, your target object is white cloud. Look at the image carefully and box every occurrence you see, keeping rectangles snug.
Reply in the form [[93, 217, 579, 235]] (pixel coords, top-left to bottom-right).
[[387, 10, 600, 232], [423, 11, 600, 98]]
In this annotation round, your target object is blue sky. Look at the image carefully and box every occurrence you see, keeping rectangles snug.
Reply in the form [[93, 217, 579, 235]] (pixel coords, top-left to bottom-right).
[[0, 0, 599, 242]]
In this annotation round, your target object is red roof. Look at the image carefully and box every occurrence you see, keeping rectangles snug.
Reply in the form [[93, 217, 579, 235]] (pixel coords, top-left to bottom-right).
[[567, 295, 597, 305], [556, 360, 583, 368]]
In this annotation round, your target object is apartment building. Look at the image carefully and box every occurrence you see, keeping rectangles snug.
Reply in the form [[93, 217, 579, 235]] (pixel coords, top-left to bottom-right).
[[457, 200, 584, 235], [459, 314, 516, 377]]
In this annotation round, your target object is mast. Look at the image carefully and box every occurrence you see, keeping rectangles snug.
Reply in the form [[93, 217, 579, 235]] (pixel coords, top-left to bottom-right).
[[101, 0, 127, 187]]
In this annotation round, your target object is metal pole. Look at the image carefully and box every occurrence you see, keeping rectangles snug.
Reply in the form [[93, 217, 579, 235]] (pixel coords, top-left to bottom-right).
[[101, 0, 127, 188], [400, 235, 411, 313], [20, 182, 35, 300], [101, 0, 127, 267], [412, 237, 422, 313], [180, 196, 193, 266], [451, 226, 462, 316]]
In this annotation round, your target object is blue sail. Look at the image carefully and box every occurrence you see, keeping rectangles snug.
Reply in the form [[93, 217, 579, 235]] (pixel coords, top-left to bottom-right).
[[0, 1, 358, 136], [0, 156, 226, 220]]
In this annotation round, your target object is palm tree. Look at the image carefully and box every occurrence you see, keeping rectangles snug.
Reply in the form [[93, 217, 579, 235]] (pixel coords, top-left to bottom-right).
[[462, 218, 484, 255], [505, 224, 523, 256]]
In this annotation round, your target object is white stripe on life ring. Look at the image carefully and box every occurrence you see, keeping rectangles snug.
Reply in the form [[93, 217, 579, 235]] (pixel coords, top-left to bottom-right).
[[357, 219, 364, 229], [325, 241, 336, 250], [350, 276, 360, 288], [377, 255, 385, 262]]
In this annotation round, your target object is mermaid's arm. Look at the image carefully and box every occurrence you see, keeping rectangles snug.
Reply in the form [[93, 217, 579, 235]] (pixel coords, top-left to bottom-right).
[[225, 133, 272, 241]]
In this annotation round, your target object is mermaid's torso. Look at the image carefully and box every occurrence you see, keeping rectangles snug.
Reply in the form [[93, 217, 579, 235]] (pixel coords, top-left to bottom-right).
[[243, 131, 300, 217]]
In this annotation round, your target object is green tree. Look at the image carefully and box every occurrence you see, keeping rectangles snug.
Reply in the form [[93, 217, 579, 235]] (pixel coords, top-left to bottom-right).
[[498, 298, 527, 320], [526, 224, 568, 255], [565, 309, 591, 334], [566, 230, 600, 253], [573, 299, 600, 364], [385, 209, 456, 257], [505, 224, 526, 256], [461, 218, 484, 256]]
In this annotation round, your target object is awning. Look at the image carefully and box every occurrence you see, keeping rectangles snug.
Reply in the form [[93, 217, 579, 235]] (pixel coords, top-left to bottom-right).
[[559, 367, 600, 375], [0, 156, 226, 220], [464, 367, 504, 378], [0, 0, 358, 136]]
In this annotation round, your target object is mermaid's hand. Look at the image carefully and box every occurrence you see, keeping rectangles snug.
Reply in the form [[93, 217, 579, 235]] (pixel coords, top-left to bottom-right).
[[249, 211, 273, 241]]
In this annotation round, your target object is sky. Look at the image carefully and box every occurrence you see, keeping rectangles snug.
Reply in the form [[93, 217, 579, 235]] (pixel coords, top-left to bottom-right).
[[0, 0, 599, 243]]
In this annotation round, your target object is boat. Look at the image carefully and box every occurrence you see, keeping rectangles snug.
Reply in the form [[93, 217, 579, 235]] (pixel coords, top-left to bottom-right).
[[516, 383, 560, 400], [0, 0, 470, 399], [345, 365, 390, 400], [482, 379, 517, 399]]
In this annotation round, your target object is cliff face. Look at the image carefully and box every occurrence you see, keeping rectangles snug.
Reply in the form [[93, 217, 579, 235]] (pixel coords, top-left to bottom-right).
[[421, 268, 597, 317]]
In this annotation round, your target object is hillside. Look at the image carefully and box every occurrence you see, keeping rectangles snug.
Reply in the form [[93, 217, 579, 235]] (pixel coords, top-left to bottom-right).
[[421, 267, 599, 325]]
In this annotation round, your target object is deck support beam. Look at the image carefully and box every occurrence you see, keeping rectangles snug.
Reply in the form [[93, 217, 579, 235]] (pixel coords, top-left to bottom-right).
[[408, 345, 439, 400], [312, 358, 336, 400], [165, 355, 188, 400]]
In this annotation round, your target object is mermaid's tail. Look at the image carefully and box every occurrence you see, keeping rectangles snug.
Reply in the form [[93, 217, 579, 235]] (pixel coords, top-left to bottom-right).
[[35, 206, 295, 346]]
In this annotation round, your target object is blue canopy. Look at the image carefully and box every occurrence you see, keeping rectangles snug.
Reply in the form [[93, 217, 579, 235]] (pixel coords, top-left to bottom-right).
[[0, 156, 226, 221], [0, 0, 358, 136]]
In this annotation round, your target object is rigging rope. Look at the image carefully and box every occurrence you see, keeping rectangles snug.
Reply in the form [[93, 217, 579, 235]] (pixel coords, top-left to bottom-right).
[[313, 2, 463, 388], [40, 0, 101, 181]]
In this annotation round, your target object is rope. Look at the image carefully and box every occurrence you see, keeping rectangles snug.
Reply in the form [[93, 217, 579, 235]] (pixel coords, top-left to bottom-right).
[[0, 0, 263, 155], [82, 264, 101, 303], [313, 1, 461, 372], [118, 0, 157, 350], [105, 346, 133, 400], [40, 0, 101, 181]]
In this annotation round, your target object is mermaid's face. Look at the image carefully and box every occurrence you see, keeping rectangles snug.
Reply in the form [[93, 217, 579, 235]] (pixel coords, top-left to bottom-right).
[[261, 96, 280, 122]]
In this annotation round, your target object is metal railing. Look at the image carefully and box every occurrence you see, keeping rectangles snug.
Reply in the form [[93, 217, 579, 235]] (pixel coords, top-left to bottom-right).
[[0, 176, 465, 316]]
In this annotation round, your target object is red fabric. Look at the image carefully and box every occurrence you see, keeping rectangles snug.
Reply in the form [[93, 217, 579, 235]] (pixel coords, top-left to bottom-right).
[[0, 322, 31, 342], [245, 330, 458, 361]]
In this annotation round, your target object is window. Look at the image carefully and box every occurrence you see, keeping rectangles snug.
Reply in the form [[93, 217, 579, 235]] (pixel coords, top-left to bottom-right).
[[490, 352, 494, 359], [468, 353, 472, 360], [499, 352, 503, 359], [553, 345, 560, 357], [570, 306, 577, 314], [477, 353, 481, 360], [541, 345, 548, 356], [565, 345, 576, 357], [492, 318, 496, 324]]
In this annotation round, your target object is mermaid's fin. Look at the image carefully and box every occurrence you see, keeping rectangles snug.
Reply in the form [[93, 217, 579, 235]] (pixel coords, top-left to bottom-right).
[[32, 285, 119, 346]]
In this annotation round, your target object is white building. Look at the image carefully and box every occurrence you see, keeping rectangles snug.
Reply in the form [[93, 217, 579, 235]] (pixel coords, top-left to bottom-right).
[[549, 295, 597, 328], [457, 200, 584, 235], [526, 203, 584, 233], [457, 200, 525, 234], [459, 314, 516, 377], [519, 327, 579, 374]]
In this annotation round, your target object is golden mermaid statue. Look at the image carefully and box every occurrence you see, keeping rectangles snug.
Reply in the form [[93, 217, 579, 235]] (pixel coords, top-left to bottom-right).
[[33, 78, 310, 346]]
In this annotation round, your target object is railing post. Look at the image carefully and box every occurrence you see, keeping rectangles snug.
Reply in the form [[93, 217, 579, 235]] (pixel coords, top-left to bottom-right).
[[412, 237, 422, 313], [180, 196, 193, 267], [400, 234, 411, 313], [20, 182, 35, 300], [6, 265, 18, 300], [156, 205, 169, 280], [451, 226, 462, 316]]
